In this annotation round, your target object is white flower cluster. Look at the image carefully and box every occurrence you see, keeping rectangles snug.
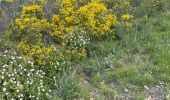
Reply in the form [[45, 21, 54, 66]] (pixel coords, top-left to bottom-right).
[[0, 50, 52, 99], [67, 28, 90, 50]]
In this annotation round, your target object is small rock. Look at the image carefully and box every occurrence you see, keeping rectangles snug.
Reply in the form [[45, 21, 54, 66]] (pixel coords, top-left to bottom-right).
[[84, 80, 88, 84], [160, 82, 164, 85], [160, 85, 164, 88], [144, 85, 150, 90], [125, 88, 129, 93], [156, 85, 160, 88], [90, 98, 94, 100], [146, 95, 153, 100]]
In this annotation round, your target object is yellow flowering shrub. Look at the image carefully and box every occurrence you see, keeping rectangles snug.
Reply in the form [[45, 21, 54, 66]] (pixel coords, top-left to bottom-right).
[[49, 0, 77, 44], [9, 3, 61, 67], [11, 0, 169, 62], [21, 3, 44, 18], [103, 0, 134, 34], [8, 0, 119, 64], [49, 0, 118, 57], [77, 1, 118, 38], [51, 0, 118, 39], [17, 40, 59, 65]]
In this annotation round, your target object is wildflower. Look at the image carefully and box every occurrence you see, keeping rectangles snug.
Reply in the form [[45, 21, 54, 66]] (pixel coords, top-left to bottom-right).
[[52, 15, 60, 23], [18, 56, 22, 59], [56, 61, 59, 65], [16, 89, 20, 92], [3, 64, 8, 68], [1, 76, 4, 79], [121, 14, 133, 20], [30, 69, 34, 72], [19, 64, 22, 67], [42, 89, 45, 92], [36, 97, 39, 100], [28, 61, 32, 64], [5, 92, 9, 95], [3, 87, 6, 92], [31, 63, 34, 67], [20, 94, 24, 97], [27, 73, 30, 77], [19, 72, 23, 75], [2, 69, 6, 71]]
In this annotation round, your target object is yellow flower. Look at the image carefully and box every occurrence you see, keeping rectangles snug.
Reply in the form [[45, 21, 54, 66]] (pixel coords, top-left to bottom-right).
[[65, 16, 75, 24], [121, 14, 133, 20], [11, 1, 120, 65], [52, 15, 60, 23], [21, 4, 43, 18], [123, 1, 130, 6], [65, 27, 74, 33]]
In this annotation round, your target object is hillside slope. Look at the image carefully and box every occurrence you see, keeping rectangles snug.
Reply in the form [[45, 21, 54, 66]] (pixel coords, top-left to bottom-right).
[[59, 11, 170, 100]]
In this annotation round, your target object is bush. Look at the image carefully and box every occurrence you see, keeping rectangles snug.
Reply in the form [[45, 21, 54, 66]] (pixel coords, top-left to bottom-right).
[[65, 27, 90, 58], [0, 50, 51, 99], [6, 0, 118, 66]]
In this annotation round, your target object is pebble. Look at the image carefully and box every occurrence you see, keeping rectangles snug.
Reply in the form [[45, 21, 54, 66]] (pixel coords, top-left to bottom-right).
[[144, 85, 150, 90]]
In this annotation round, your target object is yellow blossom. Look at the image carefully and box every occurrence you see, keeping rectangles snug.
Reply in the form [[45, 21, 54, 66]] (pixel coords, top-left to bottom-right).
[[121, 14, 133, 20]]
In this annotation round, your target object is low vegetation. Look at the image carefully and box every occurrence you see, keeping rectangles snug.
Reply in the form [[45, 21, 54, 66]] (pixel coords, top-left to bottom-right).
[[0, 0, 170, 99]]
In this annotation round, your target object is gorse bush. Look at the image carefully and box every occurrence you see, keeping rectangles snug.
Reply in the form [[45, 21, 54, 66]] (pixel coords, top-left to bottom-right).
[[7, 0, 118, 65], [76, 1, 118, 38], [6, 0, 170, 65], [9, 3, 62, 68]]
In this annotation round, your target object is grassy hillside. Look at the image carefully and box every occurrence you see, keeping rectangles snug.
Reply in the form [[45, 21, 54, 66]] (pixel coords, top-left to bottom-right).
[[48, 11, 170, 100], [70, 11, 170, 100], [0, 0, 170, 100]]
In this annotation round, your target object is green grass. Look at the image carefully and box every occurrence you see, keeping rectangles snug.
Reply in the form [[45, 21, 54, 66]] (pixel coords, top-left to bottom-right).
[[1, 3, 170, 99], [71, 11, 170, 99]]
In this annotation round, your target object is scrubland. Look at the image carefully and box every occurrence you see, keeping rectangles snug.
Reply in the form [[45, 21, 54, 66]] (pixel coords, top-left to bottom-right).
[[0, 0, 170, 99]]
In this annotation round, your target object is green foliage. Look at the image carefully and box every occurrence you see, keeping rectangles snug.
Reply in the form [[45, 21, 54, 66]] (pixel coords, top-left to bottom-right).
[[0, 50, 51, 99], [54, 73, 80, 99], [100, 84, 117, 99], [0, 0, 170, 99], [78, 11, 170, 99]]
